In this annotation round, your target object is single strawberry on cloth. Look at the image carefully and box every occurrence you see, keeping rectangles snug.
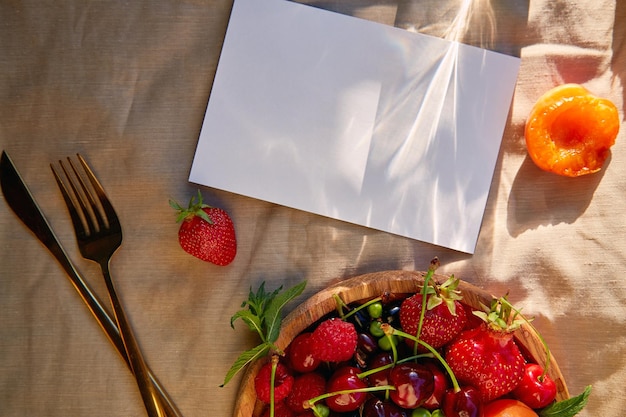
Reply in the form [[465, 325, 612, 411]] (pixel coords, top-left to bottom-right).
[[170, 190, 237, 266]]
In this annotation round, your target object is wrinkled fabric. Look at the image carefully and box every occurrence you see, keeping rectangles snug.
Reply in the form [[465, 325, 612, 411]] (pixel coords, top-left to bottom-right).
[[1, 1, 624, 416]]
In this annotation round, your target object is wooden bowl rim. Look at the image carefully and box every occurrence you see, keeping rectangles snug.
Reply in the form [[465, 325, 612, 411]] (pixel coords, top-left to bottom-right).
[[233, 270, 569, 417]]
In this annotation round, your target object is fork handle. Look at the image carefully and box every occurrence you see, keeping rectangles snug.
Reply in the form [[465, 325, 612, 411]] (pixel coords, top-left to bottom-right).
[[100, 261, 170, 417], [50, 244, 183, 417]]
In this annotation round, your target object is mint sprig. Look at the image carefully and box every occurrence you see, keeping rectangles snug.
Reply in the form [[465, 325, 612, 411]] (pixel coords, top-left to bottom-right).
[[539, 385, 592, 417], [221, 280, 306, 387]]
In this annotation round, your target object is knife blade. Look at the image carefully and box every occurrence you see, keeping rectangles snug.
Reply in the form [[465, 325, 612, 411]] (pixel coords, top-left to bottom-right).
[[0, 150, 182, 417]]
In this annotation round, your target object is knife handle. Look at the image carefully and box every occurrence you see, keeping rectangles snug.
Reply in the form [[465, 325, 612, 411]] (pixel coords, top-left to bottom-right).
[[53, 247, 184, 417]]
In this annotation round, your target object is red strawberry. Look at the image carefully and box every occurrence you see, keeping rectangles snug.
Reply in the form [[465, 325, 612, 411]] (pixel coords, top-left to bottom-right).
[[285, 372, 326, 413], [310, 318, 357, 362], [254, 361, 294, 404], [445, 297, 526, 403], [170, 190, 236, 266], [400, 275, 467, 349]]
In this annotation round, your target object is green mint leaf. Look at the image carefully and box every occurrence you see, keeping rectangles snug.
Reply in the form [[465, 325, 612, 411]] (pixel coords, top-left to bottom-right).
[[240, 283, 263, 316], [264, 281, 306, 343], [230, 309, 265, 341], [220, 342, 270, 387], [224, 281, 306, 388], [245, 282, 282, 318], [539, 386, 592, 417]]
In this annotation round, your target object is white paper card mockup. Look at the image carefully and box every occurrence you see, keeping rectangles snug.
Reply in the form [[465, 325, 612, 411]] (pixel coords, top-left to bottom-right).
[[190, 0, 520, 253]]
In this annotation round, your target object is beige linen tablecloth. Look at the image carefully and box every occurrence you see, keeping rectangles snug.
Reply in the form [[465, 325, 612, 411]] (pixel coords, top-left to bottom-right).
[[1, 1, 624, 416]]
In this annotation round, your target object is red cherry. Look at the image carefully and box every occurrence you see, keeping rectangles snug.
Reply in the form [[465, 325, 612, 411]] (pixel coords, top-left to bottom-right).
[[388, 363, 434, 409], [356, 332, 380, 368], [286, 332, 321, 373], [358, 332, 379, 355], [442, 386, 483, 417], [362, 397, 408, 417], [325, 367, 368, 413], [513, 363, 557, 408], [367, 352, 394, 387], [422, 361, 449, 410]]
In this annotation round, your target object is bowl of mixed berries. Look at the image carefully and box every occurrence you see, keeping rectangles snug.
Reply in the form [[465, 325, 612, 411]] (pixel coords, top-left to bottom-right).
[[225, 260, 590, 417]]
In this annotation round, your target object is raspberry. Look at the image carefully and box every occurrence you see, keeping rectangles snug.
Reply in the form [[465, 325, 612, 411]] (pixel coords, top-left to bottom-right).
[[310, 318, 357, 362], [254, 361, 294, 404], [285, 372, 327, 412]]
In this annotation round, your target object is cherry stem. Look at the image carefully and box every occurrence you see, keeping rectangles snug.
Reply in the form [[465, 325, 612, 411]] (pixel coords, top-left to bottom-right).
[[388, 333, 399, 363], [337, 295, 384, 321], [305, 385, 396, 409], [415, 259, 439, 355], [383, 324, 461, 393], [309, 404, 325, 417], [332, 294, 350, 319], [356, 353, 433, 380], [269, 355, 278, 417], [499, 297, 552, 374]]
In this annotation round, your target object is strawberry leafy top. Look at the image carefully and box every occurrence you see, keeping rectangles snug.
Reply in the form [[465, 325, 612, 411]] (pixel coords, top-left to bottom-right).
[[169, 189, 213, 224], [473, 296, 527, 332], [415, 257, 466, 342], [221, 281, 306, 387], [423, 274, 464, 315]]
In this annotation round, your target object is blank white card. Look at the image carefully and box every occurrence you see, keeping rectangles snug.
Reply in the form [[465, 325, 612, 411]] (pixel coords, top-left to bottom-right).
[[190, 0, 520, 253]]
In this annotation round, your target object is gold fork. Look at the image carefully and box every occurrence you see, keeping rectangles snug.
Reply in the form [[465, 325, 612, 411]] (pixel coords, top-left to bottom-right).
[[52, 154, 174, 417]]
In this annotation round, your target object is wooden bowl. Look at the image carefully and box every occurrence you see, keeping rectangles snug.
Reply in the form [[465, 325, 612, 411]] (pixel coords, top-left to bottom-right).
[[233, 270, 570, 417]]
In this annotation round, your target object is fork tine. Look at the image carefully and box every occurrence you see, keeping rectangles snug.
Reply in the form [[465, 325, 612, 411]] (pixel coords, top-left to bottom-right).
[[64, 158, 101, 230], [51, 162, 91, 239], [75, 153, 121, 232], [66, 156, 108, 232]]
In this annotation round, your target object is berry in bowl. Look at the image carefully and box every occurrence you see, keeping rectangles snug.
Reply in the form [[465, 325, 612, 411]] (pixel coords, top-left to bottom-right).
[[226, 261, 590, 417]]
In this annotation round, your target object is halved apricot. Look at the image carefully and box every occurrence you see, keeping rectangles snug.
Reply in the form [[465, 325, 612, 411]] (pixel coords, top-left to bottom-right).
[[525, 83, 620, 177]]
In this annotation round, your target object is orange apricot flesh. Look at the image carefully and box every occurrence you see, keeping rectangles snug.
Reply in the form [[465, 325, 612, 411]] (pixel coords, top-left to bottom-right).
[[483, 399, 539, 417], [525, 83, 620, 177]]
